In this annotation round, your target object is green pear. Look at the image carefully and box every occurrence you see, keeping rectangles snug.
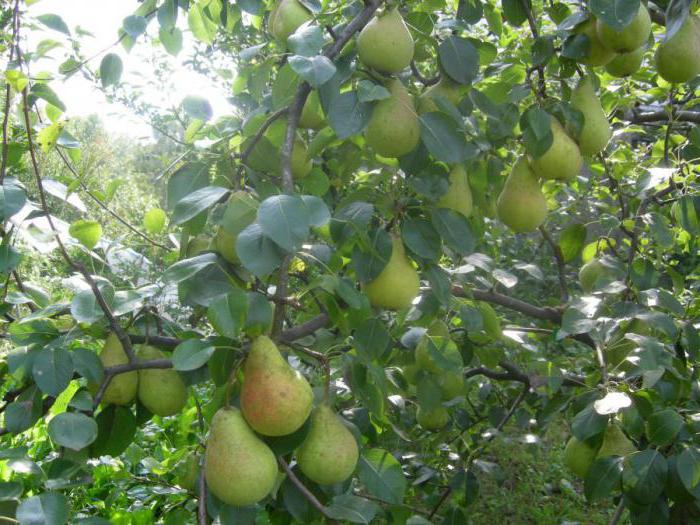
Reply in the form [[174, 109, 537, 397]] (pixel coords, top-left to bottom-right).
[[654, 15, 700, 83], [563, 436, 598, 478], [137, 346, 187, 417], [596, 4, 650, 52], [185, 234, 211, 257], [575, 18, 616, 66], [363, 234, 420, 310], [605, 46, 645, 77], [365, 79, 420, 158], [95, 333, 137, 406], [417, 77, 464, 114], [570, 76, 611, 157], [215, 191, 258, 264], [436, 165, 473, 217], [205, 407, 278, 506], [297, 404, 359, 485], [268, 0, 312, 44], [241, 335, 313, 436], [530, 117, 583, 181], [596, 423, 636, 459], [417, 405, 449, 430], [414, 336, 463, 374], [299, 91, 325, 130], [244, 120, 312, 179], [438, 372, 464, 400], [357, 8, 414, 74], [578, 258, 609, 292], [496, 157, 547, 233]]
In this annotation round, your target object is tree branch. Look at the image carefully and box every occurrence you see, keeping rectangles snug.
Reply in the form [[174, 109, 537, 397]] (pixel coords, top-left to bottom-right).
[[410, 61, 439, 87], [239, 107, 288, 163], [278, 457, 331, 518], [0, 0, 20, 183], [539, 226, 568, 302]]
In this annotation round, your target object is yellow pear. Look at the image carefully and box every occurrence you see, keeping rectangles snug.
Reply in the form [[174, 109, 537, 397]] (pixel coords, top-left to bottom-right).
[[357, 8, 414, 73], [204, 407, 277, 506], [215, 191, 258, 264], [417, 77, 464, 114], [241, 335, 313, 436], [570, 76, 611, 156], [417, 405, 449, 430], [605, 46, 644, 77], [95, 333, 137, 406], [575, 18, 616, 66], [596, 423, 637, 458], [596, 4, 650, 52], [529, 118, 583, 181], [436, 165, 473, 217], [137, 346, 187, 417], [563, 436, 598, 478], [496, 157, 547, 233], [654, 15, 700, 84], [268, 0, 312, 44], [363, 234, 420, 310], [365, 79, 420, 158], [299, 91, 325, 130], [296, 405, 359, 485]]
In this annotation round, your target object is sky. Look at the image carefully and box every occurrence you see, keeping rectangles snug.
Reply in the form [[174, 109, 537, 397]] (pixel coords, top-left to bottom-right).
[[26, 0, 232, 140]]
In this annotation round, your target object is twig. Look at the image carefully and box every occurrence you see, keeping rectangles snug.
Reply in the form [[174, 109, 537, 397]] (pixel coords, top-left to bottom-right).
[[278, 457, 330, 518], [609, 499, 625, 525], [410, 61, 440, 86], [239, 107, 288, 163], [0, 0, 20, 183], [538, 226, 568, 302]]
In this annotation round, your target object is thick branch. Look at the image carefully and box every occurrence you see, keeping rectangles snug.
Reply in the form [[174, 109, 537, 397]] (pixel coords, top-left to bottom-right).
[[624, 108, 700, 124], [455, 286, 562, 322]]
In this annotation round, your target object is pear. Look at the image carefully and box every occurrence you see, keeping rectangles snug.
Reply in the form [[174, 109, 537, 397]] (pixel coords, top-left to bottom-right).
[[95, 333, 137, 406], [438, 372, 464, 400], [496, 157, 547, 233], [365, 79, 420, 158], [596, 423, 636, 458], [605, 47, 645, 77], [215, 191, 258, 264], [357, 8, 414, 74], [596, 4, 651, 52], [575, 18, 616, 66], [241, 335, 313, 436], [403, 364, 421, 385], [137, 346, 187, 417], [268, 0, 312, 44], [529, 118, 583, 181], [563, 436, 598, 478], [205, 407, 278, 506], [299, 91, 325, 130], [570, 76, 611, 156], [436, 165, 473, 218], [414, 336, 463, 374], [363, 234, 420, 310], [417, 77, 464, 114], [417, 405, 449, 430], [654, 15, 700, 83], [297, 405, 359, 485], [578, 258, 609, 292], [245, 121, 312, 179]]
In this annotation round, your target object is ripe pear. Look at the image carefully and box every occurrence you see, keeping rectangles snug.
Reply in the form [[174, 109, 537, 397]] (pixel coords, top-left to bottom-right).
[[596, 4, 650, 52], [296, 405, 359, 485], [417, 77, 464, 114], [215, 191, 258, 264], [496, 157, 547, 233], [137, 346, 187, 417], [575, 18, 616, 66], [363, 234, 420, 310], [357, 8, 414, 74], [299, 91, 325, 130], [570, 76, 611, 157], [529, 118, 583, 181], [415, 336, 463, 374], [365, 79, 420, 158], [417, 405, 449, 430], [605, 46, 645, 77], [268, 0, 312, 44], [241, 335, 313, 436], [95, 333, 137, 406], [596, 424, 637, 459], [205, 407, 277, 506], [654, 15, 700, 84], [436, 165, 473, 217], [579, 258, 608, 292], [563, 436, 598, 478]]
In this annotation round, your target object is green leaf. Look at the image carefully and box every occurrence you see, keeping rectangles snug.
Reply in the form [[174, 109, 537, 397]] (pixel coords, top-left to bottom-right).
[[16, 493, 69, 525], [99, 53, 123, 88], [163, 253, 218, 284], [665, 0, 690, 40], [357, 80, 390, 102], [330, 201, 374, 244], [70, 282, 115, 324], [287, 25, 324, 57], [299, 195, 330, 227], [207, 289, 248, 339], [172, 339, 216, 371], [589, 0, 640, 31], [325, 495, 379, 524], [48, 412, 98, 451], [91, 406, 136, 457], [160, 27, 183, 56], [122, 15, 147, 38], [288, 55, 336, 88], [182, 95, 213, 121], [431, 208, 474, 254], [71, 348, 104, 385], [327, 91, 372, 140], [571, 405, 608, 441], [645, 408, 683, 446], [0, 244, 22, 274], [157, 0, 178, 30], [28, 83, 66, 111], [352, 228, 392, 283], [520, 106, 553, 159], [673, 196, 700, 235], [244, 292, 273, 337], [678, 446, 700, 491], [188, 4, 218, 44], [584, 456, 623, 501], [622, 449, 668, 503], [236, 223, 287, 277], [559, 224, 587, 262], [0, 480, 23, 501], [419, 113, 472, 163], [438, 36, 480, 85], [358, 449, 407, 504], [68, 220, 102, 249], [354, 319, 390, 363], [171, 186, 228, 225], [401, 217, 441, 261], [257, 195, 310, 252], [32, 347, 73, 397], [36, 14, 70, 35]]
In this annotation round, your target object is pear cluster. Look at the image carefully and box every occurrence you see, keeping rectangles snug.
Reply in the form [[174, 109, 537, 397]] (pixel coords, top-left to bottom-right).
[[92, 333, 188, 417], [564, 422, 637, 479], [204, 336, 359, 507]]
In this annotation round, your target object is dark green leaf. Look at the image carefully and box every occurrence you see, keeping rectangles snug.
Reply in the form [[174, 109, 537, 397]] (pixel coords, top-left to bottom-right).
[[288, 55, 336, 88], [419, 113, 472, 163], [99, 54, 123, 88], [431, 208, 475, 254], [622, 449, 668, 504], [354, 319, 390, 363], [438, 36, 480, 85], [207, 289, 248, 339], [91, 406, 137, 457], [237, 223, 287, 277], [48, 412, 98, 451], [584, 456, 623, 501], [36, 14, 70, 35], [645, 409, 682, 446], [357, 449, 407, 504], [32, 348, 73, 397], [327, 91, 372, 140], [16, 493, 69, 525], [571, 405, 608, 441], [0, 179, 27, 222], [325, 495, 379, 524], [590, 0, 640, 31], [257, 195, 310, 252], [171, 186, 228, 225], [401, 217, 441, 261], [172, 339, 216, 371]]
